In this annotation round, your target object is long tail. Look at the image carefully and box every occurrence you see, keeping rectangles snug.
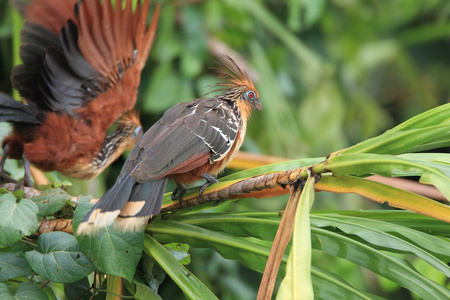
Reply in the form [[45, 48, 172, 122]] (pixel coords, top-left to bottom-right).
[[77, 171, 168, 235], [0, 93, 42, 124]]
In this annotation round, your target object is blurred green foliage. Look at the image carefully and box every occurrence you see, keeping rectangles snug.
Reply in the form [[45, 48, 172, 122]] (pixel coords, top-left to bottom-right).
[[0, 0, 449, 298]]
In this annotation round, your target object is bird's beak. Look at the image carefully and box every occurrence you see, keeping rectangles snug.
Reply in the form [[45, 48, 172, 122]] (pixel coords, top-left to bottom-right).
[[251, 98, 262, 111]]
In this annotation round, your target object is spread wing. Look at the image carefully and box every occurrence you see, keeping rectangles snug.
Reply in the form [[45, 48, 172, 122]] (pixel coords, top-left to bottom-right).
[[124, 98, 241, 183], [12, 0, 158, 115]]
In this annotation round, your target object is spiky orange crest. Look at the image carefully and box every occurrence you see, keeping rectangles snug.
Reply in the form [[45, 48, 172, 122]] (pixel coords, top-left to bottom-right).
[[212, 56, 258, 97]]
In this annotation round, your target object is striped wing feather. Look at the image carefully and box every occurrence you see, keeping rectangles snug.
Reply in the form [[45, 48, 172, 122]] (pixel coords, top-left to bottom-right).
[[124, 98, 239, 183]]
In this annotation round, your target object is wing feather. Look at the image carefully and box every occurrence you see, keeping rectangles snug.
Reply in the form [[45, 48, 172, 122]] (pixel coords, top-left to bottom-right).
[[12, 0, 159, 116], [123, 98, 240, 182]]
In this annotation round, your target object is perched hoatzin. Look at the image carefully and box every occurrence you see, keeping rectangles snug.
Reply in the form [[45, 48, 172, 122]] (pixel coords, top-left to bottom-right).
[[0, 0, 159, 184], [77, 57, 262, 234]]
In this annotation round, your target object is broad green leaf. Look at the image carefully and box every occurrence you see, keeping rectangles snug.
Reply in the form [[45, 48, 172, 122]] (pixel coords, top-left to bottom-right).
[[312, 228, 450, 299], [277, 175, 314, 300], [0, 282, 48, 300], [64, 277, 91, 300], [73, 203, 144, 281], [0, 283, 14, 300], [311, 215, 450, 276], [0, 250, 32, 282], [164, 243, 191, 265], [12, 189, 24, 200], [70, 196, 93, 206], [125, 280, 162, 300], [143, 235, 217, 300], [0, 193, 38, 247], [25, 232, 94, 283], [31, 188, 71, 217], [141, 254, 167, 294]]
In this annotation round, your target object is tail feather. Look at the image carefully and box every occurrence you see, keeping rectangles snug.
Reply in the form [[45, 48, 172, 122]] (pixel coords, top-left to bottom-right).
[[77, 171, 167, 235], [115, 177, 167, 232], [0, 93, 42, 124]]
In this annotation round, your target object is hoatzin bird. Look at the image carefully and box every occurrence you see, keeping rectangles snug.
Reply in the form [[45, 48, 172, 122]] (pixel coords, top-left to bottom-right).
[[77, 57, 262, 234], [0, 0, 159, 185]]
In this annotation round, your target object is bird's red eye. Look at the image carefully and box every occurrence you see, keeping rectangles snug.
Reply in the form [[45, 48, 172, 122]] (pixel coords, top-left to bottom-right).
[[246, 91, 255, 99]]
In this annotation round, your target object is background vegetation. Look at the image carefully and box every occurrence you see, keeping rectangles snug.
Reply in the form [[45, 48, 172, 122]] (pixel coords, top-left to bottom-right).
[[0, 0, 449, 299]]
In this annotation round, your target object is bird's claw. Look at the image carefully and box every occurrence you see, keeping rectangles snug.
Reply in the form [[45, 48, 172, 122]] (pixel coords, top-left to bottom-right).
[[290, 175, 306, 190], [0, 171, 17, 184], [0, 171, 32, 191], [199, 173, 219, 200], [171, 183, 187, 206], [17, 153, 34, 189], [0, 143, 31, 189], [210, 199, 224, 207], [312, 173, 322, 183]]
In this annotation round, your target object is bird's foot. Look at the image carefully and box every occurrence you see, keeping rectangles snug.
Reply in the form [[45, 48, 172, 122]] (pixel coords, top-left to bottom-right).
[[312, 173, 322, 183], [210, 199, 224, 207], [0, 170, 17, 184], [171, 183, 187, 206], [0, 143, 22, 187], [15, 153, 34, 190], [290, 176, 306, 190], [199, 173, 219, 200], [8, 172, 33, 191]]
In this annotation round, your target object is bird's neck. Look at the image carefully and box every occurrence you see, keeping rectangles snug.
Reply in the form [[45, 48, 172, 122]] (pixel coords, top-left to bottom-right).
[[235, 100, 253, 123], [227, 100, 241, 118], [92, 129, 130, 170]]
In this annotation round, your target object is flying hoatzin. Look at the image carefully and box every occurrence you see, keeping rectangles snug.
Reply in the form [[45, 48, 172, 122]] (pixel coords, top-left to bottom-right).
[[0, 0, 159, 185], [77, 57, 262, 234]]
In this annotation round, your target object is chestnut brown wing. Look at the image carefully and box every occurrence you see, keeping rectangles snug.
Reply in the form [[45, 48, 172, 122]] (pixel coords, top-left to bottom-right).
[[12, 0, 158, 114]]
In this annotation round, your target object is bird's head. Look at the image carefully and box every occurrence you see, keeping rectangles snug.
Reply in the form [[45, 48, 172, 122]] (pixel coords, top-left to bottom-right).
[[114, 110, 143, 151], [213, 56, 262, 114]]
